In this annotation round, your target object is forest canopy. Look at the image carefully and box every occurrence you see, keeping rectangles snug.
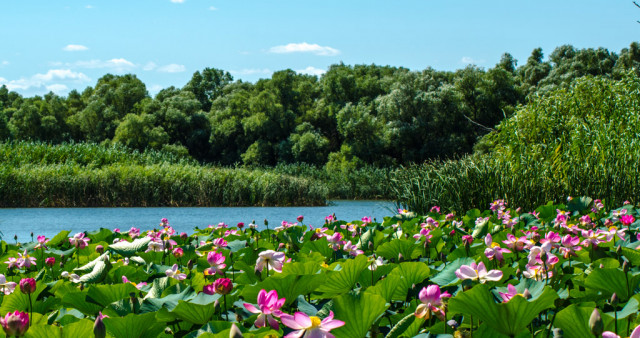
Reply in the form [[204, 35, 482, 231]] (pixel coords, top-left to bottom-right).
[[1, 42, 639, 167]]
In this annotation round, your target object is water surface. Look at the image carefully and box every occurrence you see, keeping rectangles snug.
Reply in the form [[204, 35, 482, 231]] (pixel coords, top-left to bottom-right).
[[0, 200, 396, 241]]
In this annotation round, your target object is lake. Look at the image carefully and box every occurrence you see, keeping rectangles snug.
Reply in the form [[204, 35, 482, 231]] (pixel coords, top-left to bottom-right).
[[0, 200, 397, 242]]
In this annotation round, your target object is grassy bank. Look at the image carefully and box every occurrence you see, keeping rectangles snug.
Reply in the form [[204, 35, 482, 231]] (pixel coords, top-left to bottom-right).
[[0, 142, 396, 207]]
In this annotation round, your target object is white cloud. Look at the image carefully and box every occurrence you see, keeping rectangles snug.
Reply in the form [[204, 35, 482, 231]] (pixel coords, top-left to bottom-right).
[[33, 69, 90, 82], [149, 84, 164, 95], [229, 68, 272, 76], [461, 56, 484, 65], [46, 84, 69, 93], [157, 64, 186, 73], [63, 44, 89, 52], [143, 62, 157, 71], [0, 61, 8, 67], [209, 6, 217, 10], [71, 58, 136, 72], [170, 0, 185, 3], [0, 69, 90, 92], [268, 42, 340, 56], [85, 5, 93, 9], [296, 66, 326, 76]]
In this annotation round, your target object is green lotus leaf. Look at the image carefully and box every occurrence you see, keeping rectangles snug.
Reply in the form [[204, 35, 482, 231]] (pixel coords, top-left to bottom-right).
[[448, 283, 557, 336], [375, 238, 420, 261], [109, 237, 152, 257], [429, 257, 475, 287], [171, 300, 216, 325], [103, 312, 165, 338], [331, 291, 389, 338], [86, 283, 139, 307]]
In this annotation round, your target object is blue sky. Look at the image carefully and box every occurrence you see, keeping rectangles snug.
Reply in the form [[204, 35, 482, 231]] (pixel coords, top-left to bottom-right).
[[1, 0, 638, 97]]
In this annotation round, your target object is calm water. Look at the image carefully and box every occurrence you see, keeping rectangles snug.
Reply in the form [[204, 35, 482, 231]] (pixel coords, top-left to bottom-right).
[[0, 200, 396, 241]]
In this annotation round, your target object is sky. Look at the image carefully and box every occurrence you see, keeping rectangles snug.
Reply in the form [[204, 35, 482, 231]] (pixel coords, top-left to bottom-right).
[[0, 0, 639, 97]]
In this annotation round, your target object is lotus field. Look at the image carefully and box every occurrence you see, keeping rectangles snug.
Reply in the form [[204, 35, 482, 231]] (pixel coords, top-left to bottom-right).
[[2, 197, 640, 337]]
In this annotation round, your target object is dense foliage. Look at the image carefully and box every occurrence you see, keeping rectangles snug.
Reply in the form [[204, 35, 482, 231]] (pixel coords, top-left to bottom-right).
[[393, 72, 640, 214], [0, 198, 640, 337], [2, 42, 639, 167]]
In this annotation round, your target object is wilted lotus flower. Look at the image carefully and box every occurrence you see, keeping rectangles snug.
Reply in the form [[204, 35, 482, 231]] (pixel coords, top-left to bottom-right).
[[281, 311, 344, 338], [455, 261, 503, 284], [0, 310, 29, 337], [243, 289, 286, 330], [69, 232, 90, 249], [414, 285, 451, 320], [255, 250, 285, 273]]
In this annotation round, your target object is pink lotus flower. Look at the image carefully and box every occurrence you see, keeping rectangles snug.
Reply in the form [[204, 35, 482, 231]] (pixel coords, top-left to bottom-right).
[[414, 285, 451, 320], [603, 324, 640, 338], [69, 232, 90, 249], [213, 278, 233, 295], [0, 310, 29, 337], [17, 251, 36, 269], [128, 227, 140, 239], [166, 264, 187, 280], [455, 261, 503, 284], [361, 216, 372, 224], [498, 284, 531, 303], [327, 233, 344, 251], [172, 247, 184, 258], [205, 252, 227, 276], [281, 311, 344, 338], [212, 238, 228, 249], [35, 235, 49, 250], [0, 274, 17, 295], [413, 228, 432, 242], [559, 235, 582, 259], [581, 229, 606, 248], [122, 276, 147, 290], [343, 241, 363, 257], [604, 226, 627, 242], [540, 231, 561, 247], [243, 289, 286, 330], [202, 284, 215, 295], [527, 243, 559, 267], [4, 257, 18, 269], [297, 215, 304, 222], [255, 250, 285, 273], [522, 264, 553, 281], [423, 217, 440, 229], [484, 234, 511, 263], [430, 206, 441, 213], [502, 234, 530, 251]]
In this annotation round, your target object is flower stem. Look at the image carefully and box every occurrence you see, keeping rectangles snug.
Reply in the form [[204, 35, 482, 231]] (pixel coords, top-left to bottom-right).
[[27, 293, 32, 327], [224, 294, 228, 321]]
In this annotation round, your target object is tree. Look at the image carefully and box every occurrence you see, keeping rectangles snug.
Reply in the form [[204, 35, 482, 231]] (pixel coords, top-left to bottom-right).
[[183, 68, 233, 112]]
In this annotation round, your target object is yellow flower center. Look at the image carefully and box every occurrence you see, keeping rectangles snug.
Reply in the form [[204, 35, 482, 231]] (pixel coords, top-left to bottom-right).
[[609, 226, 618, 232], [491, 242, 501, 248], [309, 316, 322, 328], [315, 228, 322, 234]]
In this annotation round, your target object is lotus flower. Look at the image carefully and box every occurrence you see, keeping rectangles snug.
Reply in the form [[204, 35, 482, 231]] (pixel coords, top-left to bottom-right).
[[16, 251, 36, 269], [69, 232, 90, 249], [19, 278, 36, 294], [343, 241, 363, 257], [128, 227, 140, 239], [0, 274, 17, 295], [213, 278, 233, 295], [205, 251, 227, 276], [166, 264, 187, 280], [122, 276, 147, 290], [502, 234, 530, 251], [4, 257, 18, 269], [558, 235, 582, 259], [255, 250, 285, 273], [414, 285, 451, 320], [281, 311, 344, 338], [455, 261, 503, 284], [35, 235, 49, 250], [484, 234, 511, 262], [61, 271, 81, 283], [327, 233, 345, 251], [243, 289, 286, 330], [498, 284, 530, 302], [0, 310, 29, 337], [603, 324, 640, 338]]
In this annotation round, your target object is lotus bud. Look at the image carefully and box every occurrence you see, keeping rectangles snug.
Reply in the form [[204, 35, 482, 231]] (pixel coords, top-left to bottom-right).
[[623, 260, 630, 273], [297, 215, 304, 223], [369, 241, 374, 249], [213, 278, 233, 295], [172, 248, 184, 258], [616, 245, 622, 255], [45, 257, 55, 267], [95, 245, 104, 254], [187, 259, 194, 271], [230, 323, 244, 338], [523, 289, 532, 300], [164, 327, 173, 335], [237, 222, 245, 229], [180, 232, 188, 241], [93, 312, 107, 338], [552, 328, 563, 338], [515, 268, 521, 277], [599, 263, 604, 269], [610, 293, 619, 306], [0, 310, 29, 337], [264, 219, 268, 226], [19, 278, 36, 294], [589, 308, 604, 335]]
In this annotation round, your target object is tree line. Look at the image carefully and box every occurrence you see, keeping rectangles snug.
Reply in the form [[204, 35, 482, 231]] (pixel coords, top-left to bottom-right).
[[1, 42, 639, 168]]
